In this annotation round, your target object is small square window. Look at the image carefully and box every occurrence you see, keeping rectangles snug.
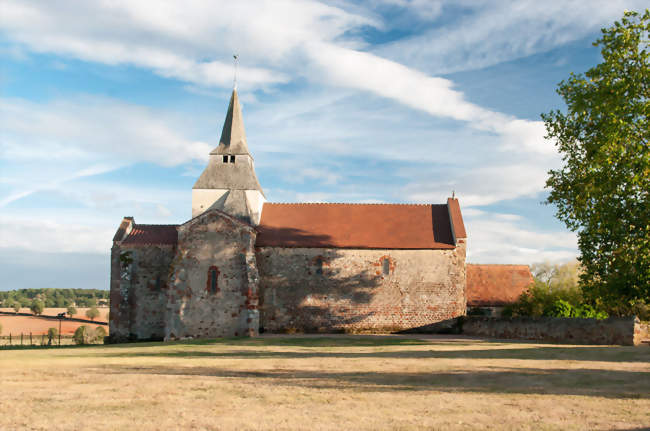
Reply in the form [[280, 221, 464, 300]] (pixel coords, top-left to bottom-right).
[[222, 155, 228, 163], [229, 155, 235, 163]]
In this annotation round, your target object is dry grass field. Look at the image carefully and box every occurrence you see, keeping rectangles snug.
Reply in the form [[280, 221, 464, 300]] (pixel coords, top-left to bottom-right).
[[0, 335, 648, 431]]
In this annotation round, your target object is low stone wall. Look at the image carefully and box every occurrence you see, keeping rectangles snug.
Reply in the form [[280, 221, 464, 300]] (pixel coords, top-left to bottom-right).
[[462, 316, 643, 346]]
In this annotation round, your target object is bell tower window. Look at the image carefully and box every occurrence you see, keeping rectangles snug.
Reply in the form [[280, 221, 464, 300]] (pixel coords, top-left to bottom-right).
[[229, 155, 235, 163], [222, 155, 228, 163]]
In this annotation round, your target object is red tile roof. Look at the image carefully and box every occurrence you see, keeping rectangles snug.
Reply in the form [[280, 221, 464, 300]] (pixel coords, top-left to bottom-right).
[[121, 224, 178, 246], [447, 198, 467, 239], [466, 264, 533, 306], [256, 202, 462, 249]]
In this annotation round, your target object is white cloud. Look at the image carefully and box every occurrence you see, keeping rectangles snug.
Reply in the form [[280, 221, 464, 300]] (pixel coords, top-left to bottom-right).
[[464, 210, 578, 264], [0, 215, 114, 253], [0, 0, 373, 89], [0, 96, 211, 206], [375, 0, 648, 75]]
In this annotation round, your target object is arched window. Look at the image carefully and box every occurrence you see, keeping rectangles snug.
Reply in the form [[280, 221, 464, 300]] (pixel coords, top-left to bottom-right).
[[382, 258, 390, 275], [207, 266, 220, 294]]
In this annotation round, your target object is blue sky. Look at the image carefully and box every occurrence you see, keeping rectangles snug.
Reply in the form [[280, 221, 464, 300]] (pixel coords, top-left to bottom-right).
[[0, 0, 645, 290]]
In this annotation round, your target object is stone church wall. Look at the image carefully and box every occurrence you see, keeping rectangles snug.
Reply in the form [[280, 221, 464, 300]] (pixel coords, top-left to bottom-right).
[[256, 243, 466, 333], [165, 211, 259, 339], [109, 244, 175, 342]]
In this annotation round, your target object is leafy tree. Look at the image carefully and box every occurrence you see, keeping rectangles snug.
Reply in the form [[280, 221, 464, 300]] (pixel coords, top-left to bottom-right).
[[12, 301, 20, 314], [542, 10, 650, 314], [73, 326, 91, 345], [94, 326, 107, 343], [47, 327, 59, 345], [67, 306, 77, 318], [86, 306, 100, 321], [30, 299, 44, 316]]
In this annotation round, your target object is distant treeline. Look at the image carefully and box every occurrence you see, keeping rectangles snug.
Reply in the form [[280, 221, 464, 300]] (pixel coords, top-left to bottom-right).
[[0, 289, 109, 308]]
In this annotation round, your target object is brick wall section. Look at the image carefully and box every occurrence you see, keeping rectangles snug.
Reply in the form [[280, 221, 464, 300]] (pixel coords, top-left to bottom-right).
[[165, 210, 259, 339], [109, 244, 175, 342], [462, 316, 643, 346], [257, 241, 466, 333]]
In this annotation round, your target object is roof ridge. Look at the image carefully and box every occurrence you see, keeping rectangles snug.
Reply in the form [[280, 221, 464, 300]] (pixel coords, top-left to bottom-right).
[[265, 202, 439, 206], [133, 224, 180, 227]]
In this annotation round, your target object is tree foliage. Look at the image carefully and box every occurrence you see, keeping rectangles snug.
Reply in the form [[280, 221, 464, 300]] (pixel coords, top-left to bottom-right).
[[47, 327, 59, 345], [0, 288, 109, 309], [67, 306, 77, 318], [73, 326, 105, 345], [542, 10, 650, 313], [30, 299, 44, 316], [86, 306, 100, 321], [503, 261, 608, 319]]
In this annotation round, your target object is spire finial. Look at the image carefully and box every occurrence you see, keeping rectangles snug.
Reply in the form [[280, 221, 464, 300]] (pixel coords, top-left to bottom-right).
[[233, 54, 239, 90], [452, 190, 455, 199]]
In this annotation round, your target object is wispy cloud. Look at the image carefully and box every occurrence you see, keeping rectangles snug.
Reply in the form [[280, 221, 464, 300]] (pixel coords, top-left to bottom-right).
[[374, 0, 648, 74]]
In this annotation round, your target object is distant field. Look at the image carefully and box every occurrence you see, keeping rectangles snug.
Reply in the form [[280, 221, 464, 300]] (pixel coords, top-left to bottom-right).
[[0, 315, 108, 340], [0, 335, 648, 430], [0, 307, 109, 322]]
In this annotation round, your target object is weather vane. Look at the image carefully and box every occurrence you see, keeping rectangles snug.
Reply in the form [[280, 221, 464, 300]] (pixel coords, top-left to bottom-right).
[[233, 54, 239, 90]]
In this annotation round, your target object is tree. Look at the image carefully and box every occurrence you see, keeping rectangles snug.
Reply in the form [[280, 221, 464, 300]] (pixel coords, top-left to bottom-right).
[[30, 299, 44, 316], [94, 326, 107, 343], [67, 306, 77, 318], [85, 306, 100, 321], [12, 301, 20, 314], [73, 326, 91, 345], [47, 327, 58, 346], [542, 10, 649, 314]]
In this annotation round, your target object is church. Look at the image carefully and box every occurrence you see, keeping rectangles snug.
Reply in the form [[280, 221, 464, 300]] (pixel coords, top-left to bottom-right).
[[109, 89, 472, 342]]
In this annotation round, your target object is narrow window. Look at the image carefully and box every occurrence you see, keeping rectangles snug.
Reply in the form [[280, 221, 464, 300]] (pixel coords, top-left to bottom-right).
[[207, 266, 220, 294], [315, 257, 323, 275], [229, 155, 235, 163], [222, 155, 228, 163], [155, 276, 161, 291], [382, 259, 390, 275]]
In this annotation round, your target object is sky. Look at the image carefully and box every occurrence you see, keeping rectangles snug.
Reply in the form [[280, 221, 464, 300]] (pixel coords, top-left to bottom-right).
[[0, 0, 646, 291]]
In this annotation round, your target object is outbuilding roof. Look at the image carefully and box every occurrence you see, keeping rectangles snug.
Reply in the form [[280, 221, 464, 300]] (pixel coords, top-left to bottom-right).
[[256, 199, 466, 249], [466, 264, 533, 306]]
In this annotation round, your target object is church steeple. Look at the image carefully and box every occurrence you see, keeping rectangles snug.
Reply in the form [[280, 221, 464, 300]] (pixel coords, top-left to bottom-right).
[[211, 90, 251, 156], [192, 89, 265, 224]]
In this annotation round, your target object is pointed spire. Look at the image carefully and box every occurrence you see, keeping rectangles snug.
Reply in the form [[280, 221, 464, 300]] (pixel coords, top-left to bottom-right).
[[210, 89, 251, 156]]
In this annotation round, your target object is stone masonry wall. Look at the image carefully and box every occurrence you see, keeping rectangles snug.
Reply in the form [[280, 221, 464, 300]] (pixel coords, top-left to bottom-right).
[[462, 316, 643, 346], [256, 244, 466, 333], [165, 210, 259, 339], [109, 244, 175, 342]]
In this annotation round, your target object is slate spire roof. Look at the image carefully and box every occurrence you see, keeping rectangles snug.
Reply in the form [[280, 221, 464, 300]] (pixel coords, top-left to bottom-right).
[[193, 89, 264, 194], [210, 89, 250, 156]]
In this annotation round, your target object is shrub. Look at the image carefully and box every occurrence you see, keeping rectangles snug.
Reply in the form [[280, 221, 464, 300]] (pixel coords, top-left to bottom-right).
[[73, 325, 106, 345], [67, 306, 77, 318], [13, 302, 21, 314], [73, 326, 92, 345], [546, 299, 575, 318], [47, 327, 59, 345], [94, 326, 107, 343]]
